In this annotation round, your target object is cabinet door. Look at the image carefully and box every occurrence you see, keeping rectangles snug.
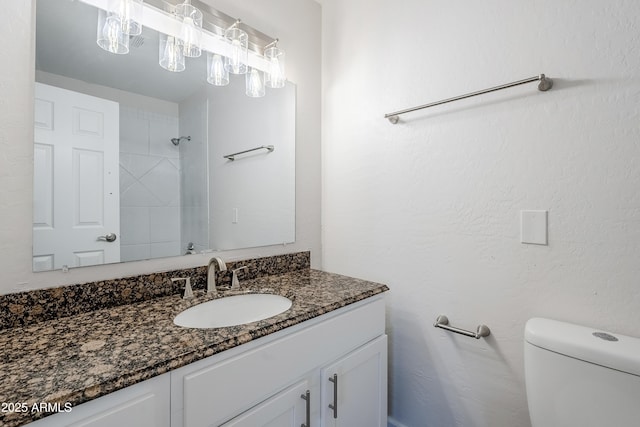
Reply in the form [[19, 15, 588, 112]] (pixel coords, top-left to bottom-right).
[[321, 335, 387, 427], [27, 374, 170, 427], [222, 381, 310, 427]]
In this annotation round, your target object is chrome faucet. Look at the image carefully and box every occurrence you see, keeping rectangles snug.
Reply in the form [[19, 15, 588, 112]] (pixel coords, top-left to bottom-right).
[[207, 257, 227, 295]]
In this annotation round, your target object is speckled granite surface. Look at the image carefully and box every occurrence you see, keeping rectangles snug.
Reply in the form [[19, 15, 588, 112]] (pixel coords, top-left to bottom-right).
[[0, 267, 388, 426], [0, 252, 310, 330]]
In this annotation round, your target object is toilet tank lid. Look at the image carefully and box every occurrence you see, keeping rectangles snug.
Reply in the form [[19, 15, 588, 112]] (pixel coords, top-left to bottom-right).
[[525, 318, 640, 377]]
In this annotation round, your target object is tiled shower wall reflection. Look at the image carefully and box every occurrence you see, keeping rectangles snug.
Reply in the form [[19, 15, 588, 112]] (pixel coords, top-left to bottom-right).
[[119, 106, 181, 262], [178, 93, 209, 254]]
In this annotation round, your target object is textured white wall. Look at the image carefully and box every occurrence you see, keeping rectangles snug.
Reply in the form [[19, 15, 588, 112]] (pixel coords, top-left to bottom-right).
[[320, 1, 640, 426], [0, 0, 320, 293]]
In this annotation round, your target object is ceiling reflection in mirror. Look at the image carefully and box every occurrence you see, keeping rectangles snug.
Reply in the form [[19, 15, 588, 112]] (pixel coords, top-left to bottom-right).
[[33, 0, 296, 272]]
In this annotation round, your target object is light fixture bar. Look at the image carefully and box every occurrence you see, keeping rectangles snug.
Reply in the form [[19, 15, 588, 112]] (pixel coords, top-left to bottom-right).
[[186, 0, 275, 55], [80, 0, 274, 72], [143, 0, 275, 54], [264, 38, 279, 50]]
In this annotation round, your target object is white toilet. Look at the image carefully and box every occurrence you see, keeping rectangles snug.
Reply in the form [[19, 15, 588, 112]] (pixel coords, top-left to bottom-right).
[[524, 318, 640, 427]]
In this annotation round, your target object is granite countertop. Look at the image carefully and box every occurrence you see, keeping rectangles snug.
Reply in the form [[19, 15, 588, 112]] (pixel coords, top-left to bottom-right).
[[0, 268, 388, 426]]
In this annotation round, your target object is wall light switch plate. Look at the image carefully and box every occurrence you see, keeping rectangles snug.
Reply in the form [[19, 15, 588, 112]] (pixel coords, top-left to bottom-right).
[[520, 210, 548, 245]]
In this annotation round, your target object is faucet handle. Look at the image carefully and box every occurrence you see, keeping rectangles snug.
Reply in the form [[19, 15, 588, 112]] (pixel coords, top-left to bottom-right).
[[172, 277, 194, 299], [230, 266, 248, 290]]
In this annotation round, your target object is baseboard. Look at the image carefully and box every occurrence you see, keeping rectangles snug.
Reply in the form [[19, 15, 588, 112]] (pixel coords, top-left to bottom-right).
[[388, 416, 410, 427]]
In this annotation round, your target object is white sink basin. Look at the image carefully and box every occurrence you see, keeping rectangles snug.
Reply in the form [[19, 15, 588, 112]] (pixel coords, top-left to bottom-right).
[[174, 294, 293, 328]]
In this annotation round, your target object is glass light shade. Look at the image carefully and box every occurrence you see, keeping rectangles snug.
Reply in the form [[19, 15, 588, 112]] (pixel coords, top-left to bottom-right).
[[264, 45, 286, 88], [245, 67, 265, 98], [107, 0, 143, 36], [224, 27, 248, 74], [176, 2, 202, 58], [207, 53, 229, 86], [159, 34, 185, 72], [97, 10, 129, 55]]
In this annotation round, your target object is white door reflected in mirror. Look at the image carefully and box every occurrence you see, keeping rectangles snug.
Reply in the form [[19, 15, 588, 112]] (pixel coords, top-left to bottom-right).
[[33, 83, 120, 272]]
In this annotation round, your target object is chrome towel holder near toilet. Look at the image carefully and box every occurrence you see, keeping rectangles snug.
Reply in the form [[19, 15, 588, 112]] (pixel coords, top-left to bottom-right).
[[434, 315, 491, 339], [385, 73, 553, 124]]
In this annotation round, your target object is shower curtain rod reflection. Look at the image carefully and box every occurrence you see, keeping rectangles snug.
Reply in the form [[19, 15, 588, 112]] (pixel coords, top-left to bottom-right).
[[224, 145, 275, 161], [384, 73, 553, 124]]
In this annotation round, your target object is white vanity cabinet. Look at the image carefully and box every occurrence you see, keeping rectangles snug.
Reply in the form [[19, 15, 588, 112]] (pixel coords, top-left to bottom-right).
[[25, 295, 386, 427], [171, 296, 387, 427], [218, 335, 387, 427]]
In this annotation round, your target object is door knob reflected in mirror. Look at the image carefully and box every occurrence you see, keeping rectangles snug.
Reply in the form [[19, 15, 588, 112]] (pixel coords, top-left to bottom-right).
[[97, 233, 117, 242]]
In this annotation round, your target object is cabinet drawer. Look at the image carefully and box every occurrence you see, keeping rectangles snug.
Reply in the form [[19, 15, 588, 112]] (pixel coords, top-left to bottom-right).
[[175, 297, 385, 427]]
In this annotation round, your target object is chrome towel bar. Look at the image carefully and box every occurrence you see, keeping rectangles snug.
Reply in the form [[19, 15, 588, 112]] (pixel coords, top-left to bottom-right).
[[385, 73, 553, 124], [224, 145, 274, 161], [434, 315, 491, 339]]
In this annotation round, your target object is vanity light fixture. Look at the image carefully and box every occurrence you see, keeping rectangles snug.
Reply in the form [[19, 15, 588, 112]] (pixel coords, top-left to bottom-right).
[[224, 20, 249, 75], [263, 39, 286, 89], [108, 0, 143, 36], [207, 52, 229, 86], [175, 0, 202, 58], [96, 9, 130, 54], [159, 33, 185, 72], [90, 0, 288, 95], [245, 67, 266, 97]]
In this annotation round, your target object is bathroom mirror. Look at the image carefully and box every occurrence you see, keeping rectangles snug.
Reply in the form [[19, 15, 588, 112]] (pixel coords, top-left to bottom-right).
[[32, 0, 295, 272]]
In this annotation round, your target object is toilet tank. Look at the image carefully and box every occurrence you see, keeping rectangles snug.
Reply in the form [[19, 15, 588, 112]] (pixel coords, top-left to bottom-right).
[[524, 318, 640, 427]]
